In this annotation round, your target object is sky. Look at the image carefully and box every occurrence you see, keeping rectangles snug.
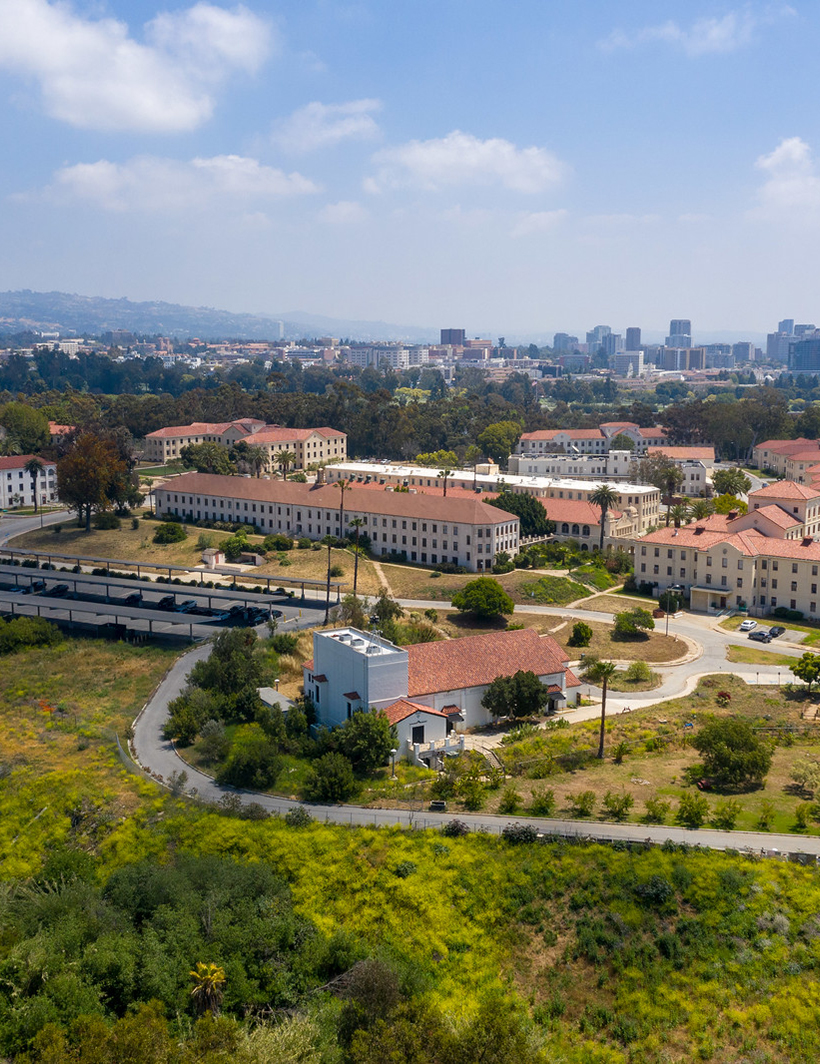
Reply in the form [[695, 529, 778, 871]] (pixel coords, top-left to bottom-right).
[[1, 0, 820, 341]]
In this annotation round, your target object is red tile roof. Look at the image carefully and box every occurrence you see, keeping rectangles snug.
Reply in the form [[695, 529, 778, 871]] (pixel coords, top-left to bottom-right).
[[637, 426, 668, 438], [743, 505, 802, 530], [159, 472, 518, 525], [0, 454, 56, 471], [542, 498, 621, 524], [640, 524, 820, 559], [646, 446, 715, 461], [756, 438, 819, 453], [751, 481, 820, 501], [382, 699, 447, 725], [407, 629, 569, 696]]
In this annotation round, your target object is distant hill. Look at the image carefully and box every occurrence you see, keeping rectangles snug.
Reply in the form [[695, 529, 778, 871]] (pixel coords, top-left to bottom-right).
[[0, 290, 437, 343]]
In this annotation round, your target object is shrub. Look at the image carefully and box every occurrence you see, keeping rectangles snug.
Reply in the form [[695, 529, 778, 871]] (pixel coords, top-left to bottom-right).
[[676, 793, 710, 829], [197, 532, 214, 549], [284, 805, 313, 827], [625, 660, 651, 682], [263, 533, 294, 552], [716, 691, 732, 707], [131, 517, 140, 530], [643, 796, 670, 824], [0, 616, 61, 654], [613, 741, 630, 764], [692, 717, 773, 788], [568, 621, 593, 648], [568, 791, 596, 817], [458, 779, 486, 810], [711, 798, 741, 831], [502, 823, 539, 845], [528, 787, 556, 816], [795, 803, 813, 831], [269, 632, 299, 654], [298, 537, 312, 549], [440, 819, 470, 837], [757, 800, 775, 831], [93, 511, 121, 530], [153, 521, 187, 544], [602, 791, 634, 821], [498, 785, 521, 814], [329, 564, 345, 578], [613, 607, 655, 639], [216, 726, 282, 790], [303, 752, 357, 803]]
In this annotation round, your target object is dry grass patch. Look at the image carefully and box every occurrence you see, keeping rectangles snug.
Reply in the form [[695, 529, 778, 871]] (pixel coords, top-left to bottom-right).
[[726, 644, 800, 667], [580, 592, 660, 615]]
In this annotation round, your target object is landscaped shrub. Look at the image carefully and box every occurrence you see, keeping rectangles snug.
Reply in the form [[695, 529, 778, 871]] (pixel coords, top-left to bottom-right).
[[676, 793, 710, 829], [568, 621, 593, 647], [643, 796, 670, 824], [602, 791, 634, 821], [216, 725, 282, 790], [711, 798, 741, 830], [625, 660, 652, 682], [498, 785, 521, 814], [263, 533, 294, 552], [153, 521, 187, 544], [568, 791, 597, 817], [0, 616, 60, 654], [501, 823, 539, 844], [93, 511, 121, 530], [303, 752, 357, 803], [284, 805, 313, 827], [269, 632, 299, 654], [440, 819, 470, 837], [528, 787, 556, 817], [329, 564, 345, 578], [298, 537, 312, 549]]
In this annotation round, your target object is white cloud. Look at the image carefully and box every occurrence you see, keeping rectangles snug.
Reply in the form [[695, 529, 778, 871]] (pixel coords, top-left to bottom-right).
[[0, 0, 273, 132], [511, 209, 567, 237], [37, 154, 319, 212], [318, 200, 368, 224], [367, 130, 566, 194], [752, 136, 820, 217], [272, 99, 382, 153], [599, 6, 794, 57]]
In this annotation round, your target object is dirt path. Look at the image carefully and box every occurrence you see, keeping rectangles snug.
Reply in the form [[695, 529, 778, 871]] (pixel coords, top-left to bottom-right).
[[370, 558, 394, 597]]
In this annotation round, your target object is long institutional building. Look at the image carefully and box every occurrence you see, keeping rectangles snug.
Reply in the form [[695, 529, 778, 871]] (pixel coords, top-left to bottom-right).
[[144, 418, 347, 468], [154, 473, 519, 572]]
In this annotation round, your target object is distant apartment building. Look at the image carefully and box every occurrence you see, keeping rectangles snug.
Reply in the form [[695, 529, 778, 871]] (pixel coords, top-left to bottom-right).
[[644, 446, 715, 497], [625, 327, 641, 351], [611, 350, 644, 377], [659, 347, 705, 371], [508, 450, 634, 480], [0, 455, 58, 509], [767, 331, 792, 361], [441, 328, 466, 346], [144, 418, 347, 469], [732, 341, 755, 362], [515, 421, 667, 456], [631, 481, 820, 616], [752, 438, 820, 476], [552, 332, 578, 351], [788, 338, 820, 373]]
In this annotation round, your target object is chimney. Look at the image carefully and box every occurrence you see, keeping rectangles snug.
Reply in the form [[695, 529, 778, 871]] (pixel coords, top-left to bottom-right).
[[803, 536, 813, 546], [728, 509, 739, 520], [315, 467, 327, 485], [694, 526, 705, 535]]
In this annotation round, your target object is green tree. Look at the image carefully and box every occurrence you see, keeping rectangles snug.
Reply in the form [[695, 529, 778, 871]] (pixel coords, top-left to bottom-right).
[[179, 442, 237, 475], [692, 717, 773, 788], [451, 577, 514, 619], [275, 449, 297, 477], [713, 493, 748, 515], [589, 483, 619, 551], [486, 490, 553, 537], [613, 607, 655, 639], [689, 498, 714, 520], [231, 441, 267, 477], [337, 709, 397, 775], [712, 467, 752, 497], [668, 502, 690, 527], [477, 421, 522, 462], [437, 468, 453, 497], [414, 449, 458, 468], [581, 658, 617, 759], [481, 670, 549, 719], [154, 521, 187, 544], [609, 433, 635, 450], [568, 620, 592, 647], [189, 628, 263, 714], [189, 963, 226, 1017], [0, 400, 50, 453], [24, 456, 44, 513], [793, 652, 820, 691], [303, 751, 357, 802]]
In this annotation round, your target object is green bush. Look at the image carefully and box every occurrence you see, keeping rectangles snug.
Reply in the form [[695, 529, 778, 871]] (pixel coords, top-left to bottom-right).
[[498, 785, 521, 814], [329, 564, 345, 578], [602, 791, 634, 821], [528, 788, 556, 816], [676, 793, 710, 829], [711, 798, 741, 831], [0, 616, 60, 654], [298, 537, 312, 549], [153, 521, 187, 544], [269, 632, 299, 654], [643, 796, 670, 824], [568, 791, 596, 817], [93, 511, 121, 530], [568, 621, 593, 648], [263, 533, 294, 552], [303, 752, 357, 802], [216, 725, 282, 790], [625, 660, 651, 682]]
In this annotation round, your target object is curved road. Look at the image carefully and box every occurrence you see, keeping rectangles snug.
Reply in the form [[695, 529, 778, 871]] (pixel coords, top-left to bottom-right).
[[130, 609, 820, 858]]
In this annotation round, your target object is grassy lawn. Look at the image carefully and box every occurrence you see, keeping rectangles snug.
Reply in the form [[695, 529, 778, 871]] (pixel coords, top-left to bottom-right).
[[0, 637, 180, 877], [545, 616, 685, 663], [578, 592, 663, 615], [484, 673, 820, 834], [726, 644, 800, 667], [605, 668, 662, 693]]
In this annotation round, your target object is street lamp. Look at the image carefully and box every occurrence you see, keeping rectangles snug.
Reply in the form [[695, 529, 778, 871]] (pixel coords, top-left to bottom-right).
[[390, 748, 398, 779]]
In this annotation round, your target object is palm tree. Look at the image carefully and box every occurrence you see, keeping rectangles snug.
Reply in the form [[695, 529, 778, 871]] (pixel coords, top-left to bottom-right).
[[24, 456, 44, 513], [582, 659, 618, 759], [276, 449, 297, 478], [438, 468, 453, 497], [589, 484, 619, 552], [663, 467, 684, 526], [689, 498, 714, 521], [349, 516, 365, 597], [245, 445, 267, 478], [335, 478, 349, 537], [190, 962, 226, 1017], [668, 502, 690, 528]]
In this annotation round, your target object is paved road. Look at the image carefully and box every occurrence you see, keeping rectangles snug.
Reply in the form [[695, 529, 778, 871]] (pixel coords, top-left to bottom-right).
[[131, 627, 820, 858], [0, 509, 71, 544]]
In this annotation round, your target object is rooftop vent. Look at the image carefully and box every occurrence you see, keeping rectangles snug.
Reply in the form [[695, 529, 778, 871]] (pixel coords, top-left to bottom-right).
[[804, 536, 814, 546], [694, 526, 705, 535]]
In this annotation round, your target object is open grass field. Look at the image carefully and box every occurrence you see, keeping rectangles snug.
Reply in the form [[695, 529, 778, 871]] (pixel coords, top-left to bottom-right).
[[480, 672, 820, 835], [726, 644, 800, 667], [0, 637, 180, 877]]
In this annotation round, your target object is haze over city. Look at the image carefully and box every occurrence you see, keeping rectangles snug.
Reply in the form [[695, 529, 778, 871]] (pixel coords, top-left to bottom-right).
[[1, 0, 819, 337]]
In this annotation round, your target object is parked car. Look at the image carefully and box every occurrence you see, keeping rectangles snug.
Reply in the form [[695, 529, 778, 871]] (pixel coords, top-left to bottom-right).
[[47, 584, 70, 597], [749, 630, 772, 643], [156, 595, 176, 610], [739, 619, 757, 631], [171, 599, 198, 613], [24, 580, 46, 594], [122, 592, 143, 606], [768, 625, 786, 638]]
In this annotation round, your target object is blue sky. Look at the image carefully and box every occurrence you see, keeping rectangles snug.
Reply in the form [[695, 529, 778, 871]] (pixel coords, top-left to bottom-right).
[[1, 0, 819, 340]]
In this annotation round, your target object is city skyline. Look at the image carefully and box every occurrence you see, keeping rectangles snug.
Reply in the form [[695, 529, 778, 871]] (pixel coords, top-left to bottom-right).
[[1, 1, 819, 335]]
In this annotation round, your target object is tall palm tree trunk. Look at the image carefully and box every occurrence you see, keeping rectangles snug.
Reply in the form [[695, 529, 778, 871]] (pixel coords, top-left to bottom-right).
[[597, 677, 608, 759], [353, 524, 360, 597]]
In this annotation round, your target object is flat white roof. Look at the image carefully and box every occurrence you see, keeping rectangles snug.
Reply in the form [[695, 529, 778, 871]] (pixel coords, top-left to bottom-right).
[[321, 626, 403, 657]]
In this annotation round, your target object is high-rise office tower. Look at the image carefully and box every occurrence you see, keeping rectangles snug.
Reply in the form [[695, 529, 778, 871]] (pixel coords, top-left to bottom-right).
[[778, 319, 795, 335], [666, 319, 692, 347], [440, 328, 465, 345], [625, 327, 641, 351]]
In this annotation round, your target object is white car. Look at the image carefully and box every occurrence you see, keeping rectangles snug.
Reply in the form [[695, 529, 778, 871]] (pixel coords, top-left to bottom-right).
[[739, 619, 757, 631]]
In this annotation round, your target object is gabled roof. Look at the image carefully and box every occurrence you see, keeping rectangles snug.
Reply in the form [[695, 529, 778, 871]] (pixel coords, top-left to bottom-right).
[[639, 523, 820, 559], [159, 472, 518, 525], [0, 454, 56, 471], [382, 699, 447, 725], [755, 438, 819, 454], [743, 504, 803, 530], [407, 629, 569, 696], [542, 498, 622, 524], [751, 481, 820, 501], [637, 426, 668, 438]]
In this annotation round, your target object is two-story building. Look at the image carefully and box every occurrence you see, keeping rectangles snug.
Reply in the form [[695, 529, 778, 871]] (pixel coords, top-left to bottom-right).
[[144, 418, 347, 469], [515, 421, 668, 457], [154, 472, 519, 571], [0, 455, 58, 510], [302, 626, 580, 760]]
